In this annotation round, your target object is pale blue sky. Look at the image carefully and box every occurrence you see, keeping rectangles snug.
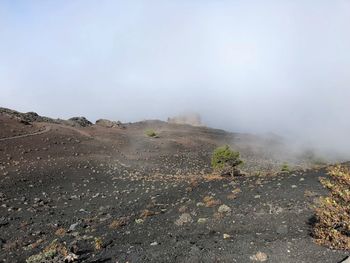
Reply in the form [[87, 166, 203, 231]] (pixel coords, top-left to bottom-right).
[[1, 0, 350, 151]]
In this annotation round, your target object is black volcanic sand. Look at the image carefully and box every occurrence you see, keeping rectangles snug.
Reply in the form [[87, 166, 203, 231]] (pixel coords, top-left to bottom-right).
[[0, 115, 348, 263]]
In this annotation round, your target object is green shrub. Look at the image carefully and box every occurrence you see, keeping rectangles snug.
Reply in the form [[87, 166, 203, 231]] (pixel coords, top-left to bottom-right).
[[211, 145, 242, 174], [281, 163, 290, 172], [145, 129, 157, 138]]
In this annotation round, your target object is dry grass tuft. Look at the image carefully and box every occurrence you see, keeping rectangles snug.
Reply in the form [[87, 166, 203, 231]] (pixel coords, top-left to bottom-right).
[[313, 165, 350, 250], [203, 196, 222, 207], [227, 188, 242, 200], [54, 228, 66, 237], [94, 237, 103, 250], [109, 216, 130, 229], [43, 239, 68, 257], [140, 209, 157, 219]]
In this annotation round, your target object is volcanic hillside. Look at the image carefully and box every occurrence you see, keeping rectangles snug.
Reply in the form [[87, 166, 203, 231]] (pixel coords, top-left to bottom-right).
[[0, 108, 347, 263]]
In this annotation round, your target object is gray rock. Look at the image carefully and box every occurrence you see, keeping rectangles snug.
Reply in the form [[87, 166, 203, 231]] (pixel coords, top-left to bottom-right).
[[68, 117, 92, 127], [218, 204, 232, 214], [197, 218, 207, 224], [95, 119, 123, 128], [69, 222, 79, 231], [250, 251, 268, 262], [175, 213, 193, 226]]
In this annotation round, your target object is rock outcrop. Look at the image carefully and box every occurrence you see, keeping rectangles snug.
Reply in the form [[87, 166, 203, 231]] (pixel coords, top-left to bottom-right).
[[68, 117, 93, 127], [95, 119, 123, 128]]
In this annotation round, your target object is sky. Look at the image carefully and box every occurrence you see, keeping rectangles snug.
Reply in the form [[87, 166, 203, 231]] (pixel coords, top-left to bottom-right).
[[1, 0, 350, 154]]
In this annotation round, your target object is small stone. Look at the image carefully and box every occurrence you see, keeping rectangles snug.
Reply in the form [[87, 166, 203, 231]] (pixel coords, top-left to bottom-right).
[[135, 219, 144, 224], [69, 222, 79, 231], [197, 218, 207, 224], [175, 213, 193, 226], [250, 251, 268, 262], [223, 233, 231, 239], [64, 253, 78, 262], [218, 204, 232, 214]]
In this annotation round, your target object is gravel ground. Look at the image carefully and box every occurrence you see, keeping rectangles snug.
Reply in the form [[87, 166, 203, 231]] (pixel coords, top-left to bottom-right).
[[0, 113, 348, 262]]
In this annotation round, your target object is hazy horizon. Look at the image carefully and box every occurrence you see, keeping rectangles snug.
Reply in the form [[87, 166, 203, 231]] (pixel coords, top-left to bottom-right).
[[1, 1, 350, 155]]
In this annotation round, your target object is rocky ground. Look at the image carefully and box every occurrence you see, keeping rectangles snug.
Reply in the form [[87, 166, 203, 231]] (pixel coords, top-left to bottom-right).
[[0, 109, 348, 263]]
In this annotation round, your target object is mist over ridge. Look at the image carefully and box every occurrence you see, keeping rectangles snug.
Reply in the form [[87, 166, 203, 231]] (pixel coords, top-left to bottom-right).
[[1, 0, 350, 158]]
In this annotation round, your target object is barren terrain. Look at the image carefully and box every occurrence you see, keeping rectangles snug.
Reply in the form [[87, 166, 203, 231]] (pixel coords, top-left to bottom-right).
[[0, 108, 348, 263]]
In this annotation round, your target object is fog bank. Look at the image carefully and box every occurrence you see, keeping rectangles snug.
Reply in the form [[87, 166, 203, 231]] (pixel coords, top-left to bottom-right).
[[1, 1, 350, 157]]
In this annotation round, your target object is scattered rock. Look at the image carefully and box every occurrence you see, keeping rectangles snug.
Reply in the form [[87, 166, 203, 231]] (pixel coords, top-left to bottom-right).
[[223, 233, 231, 239], [218, 204, 232, 214], [64, 253, 78, 262], [95, 119, 123, 128], [197, 218, 207, 224], [175, 213, 193, 226], [69, 222, 79, 231], [68, 117, 92, 127], [250, 251, 268, 262], [135, 219, 144, 224]]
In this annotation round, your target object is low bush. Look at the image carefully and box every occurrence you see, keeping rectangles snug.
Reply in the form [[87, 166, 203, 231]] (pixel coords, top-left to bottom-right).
[[145, 129, 157, 138], [281, 163, 290, 172], [313, 165, 350, 250], [211, 145, 242, 176]]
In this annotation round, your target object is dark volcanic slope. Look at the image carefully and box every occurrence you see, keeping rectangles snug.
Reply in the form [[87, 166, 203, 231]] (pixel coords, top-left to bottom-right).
[[0, 113, 347, 263]]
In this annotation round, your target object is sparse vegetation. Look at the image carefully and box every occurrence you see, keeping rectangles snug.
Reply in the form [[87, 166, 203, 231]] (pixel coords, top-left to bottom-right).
[[145, 129, 157, 137], [109, 216, 130, 229], [94, 237, 103, 250], [313, 165, 350, 250], [281, 163, 290, 172], [211, 145, 242, 176], [26, 239, 67, 263], [54, 227, 66, 237], [203, 195, 222, 207]]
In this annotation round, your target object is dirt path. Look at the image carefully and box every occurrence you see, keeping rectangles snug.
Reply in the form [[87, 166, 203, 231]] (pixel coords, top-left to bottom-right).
[[57, 124, 93, 138], [0, 126, 51, 141]]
